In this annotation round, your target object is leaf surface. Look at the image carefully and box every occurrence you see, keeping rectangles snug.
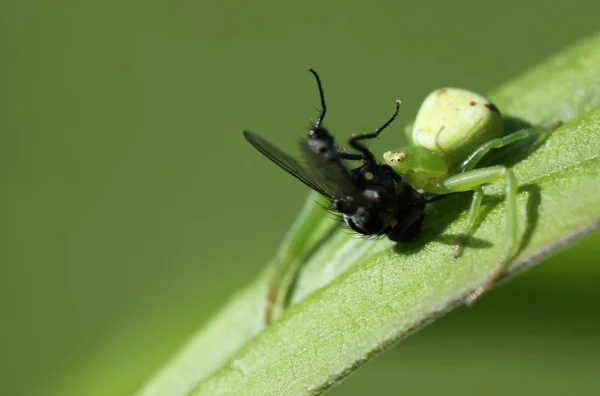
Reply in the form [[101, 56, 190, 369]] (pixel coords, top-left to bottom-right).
[[136, 32, 600, 396]]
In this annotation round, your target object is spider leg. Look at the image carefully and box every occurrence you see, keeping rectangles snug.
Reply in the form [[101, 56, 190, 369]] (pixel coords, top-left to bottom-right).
[[458, 122, 561, 172], [453, 187, 484, 259], [438, 165, 518, 304]]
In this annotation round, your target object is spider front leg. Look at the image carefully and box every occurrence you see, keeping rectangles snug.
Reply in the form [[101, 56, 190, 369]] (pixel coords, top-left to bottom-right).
[[453, 186, 484, 259], [459, 122, 561, 173], [437, 165, 518, 304]]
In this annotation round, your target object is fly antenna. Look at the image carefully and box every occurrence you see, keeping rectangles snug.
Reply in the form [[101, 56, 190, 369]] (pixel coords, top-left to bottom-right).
[[308, 68, 327, 128]]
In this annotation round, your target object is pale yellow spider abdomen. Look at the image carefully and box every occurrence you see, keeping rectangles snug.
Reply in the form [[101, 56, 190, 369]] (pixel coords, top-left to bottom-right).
[[411, 88, 503, 166]]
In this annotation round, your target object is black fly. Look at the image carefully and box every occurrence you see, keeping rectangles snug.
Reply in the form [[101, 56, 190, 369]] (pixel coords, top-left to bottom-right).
[[244, 69, 428, 243]]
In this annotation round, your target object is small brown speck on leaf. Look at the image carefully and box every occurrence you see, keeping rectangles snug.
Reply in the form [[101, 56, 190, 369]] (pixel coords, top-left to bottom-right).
[[469, 101, 477, 106], [436, 89, 447, 96]]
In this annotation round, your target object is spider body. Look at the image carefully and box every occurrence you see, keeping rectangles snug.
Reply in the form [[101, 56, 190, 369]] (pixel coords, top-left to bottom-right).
[[384, 87, 561, 302]]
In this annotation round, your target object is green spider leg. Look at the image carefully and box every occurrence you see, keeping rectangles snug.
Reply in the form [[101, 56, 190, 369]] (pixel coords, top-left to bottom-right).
[[453, 122, 562, 257], [452, 126, 547, 257], [458, 122, 560, 173], [453, 186, 483, 259], [434, 166, 518, 304], [447, 123, 560, 302]]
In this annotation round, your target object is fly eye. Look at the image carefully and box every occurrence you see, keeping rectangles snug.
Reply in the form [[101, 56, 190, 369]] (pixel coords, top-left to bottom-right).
[[357, 212, 386, 235]]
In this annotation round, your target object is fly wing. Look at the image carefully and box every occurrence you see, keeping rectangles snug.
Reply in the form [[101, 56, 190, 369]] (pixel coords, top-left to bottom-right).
[[243, 130, 333, 198], [297, 141, 364, 200]]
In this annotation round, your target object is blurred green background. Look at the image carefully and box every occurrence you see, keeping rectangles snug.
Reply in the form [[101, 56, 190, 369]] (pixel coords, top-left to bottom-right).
[[1, 1, 599, 395]]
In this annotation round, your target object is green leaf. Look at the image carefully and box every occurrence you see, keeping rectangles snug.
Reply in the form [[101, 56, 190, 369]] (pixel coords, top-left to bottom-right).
[[137, 32, 600, 396]]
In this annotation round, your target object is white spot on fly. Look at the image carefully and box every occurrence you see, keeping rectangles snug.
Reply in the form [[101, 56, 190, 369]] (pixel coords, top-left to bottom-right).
[[363, 189, 380, 201]]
